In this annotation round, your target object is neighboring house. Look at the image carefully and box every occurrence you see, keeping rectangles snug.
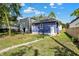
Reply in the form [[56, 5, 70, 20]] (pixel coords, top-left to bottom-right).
[[0, 17, 32, 33], [67, 17, 79, 38], [19, 17, 32, 33], [69, 17, 79, 28], [0, 24, 19, 32], [32, 18, 61, 36]]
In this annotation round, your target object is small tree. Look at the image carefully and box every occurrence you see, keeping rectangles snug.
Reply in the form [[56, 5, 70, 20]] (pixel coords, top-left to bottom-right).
[[48, 11, 56, 18], [71, 8, 79, 17], [0, 3, 21, 36]]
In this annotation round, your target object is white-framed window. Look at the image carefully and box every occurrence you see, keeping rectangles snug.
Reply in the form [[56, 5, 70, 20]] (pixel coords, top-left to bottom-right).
[[39, 24, 43, 29]]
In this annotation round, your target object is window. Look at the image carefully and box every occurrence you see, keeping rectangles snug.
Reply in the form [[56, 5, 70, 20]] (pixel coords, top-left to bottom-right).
[[39, 24, 43, 29]]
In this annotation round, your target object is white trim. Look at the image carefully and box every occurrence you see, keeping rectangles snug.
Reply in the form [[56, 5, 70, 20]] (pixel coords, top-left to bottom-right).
[[32, 32, 38, 34], [32, 32, 57, 36]]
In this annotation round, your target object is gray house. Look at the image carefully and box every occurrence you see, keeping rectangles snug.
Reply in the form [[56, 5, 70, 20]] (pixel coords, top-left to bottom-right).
[[18, 17, 33, 33], [67, 17, 79, 38], [19, 17, 32, 33], [69, 17, 79, 28]]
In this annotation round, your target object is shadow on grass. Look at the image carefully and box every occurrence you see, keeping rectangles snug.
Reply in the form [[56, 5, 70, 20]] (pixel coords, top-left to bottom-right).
[[0, 31, 21, 37], [34, 49, 39, 56], [64, 32, 72, 39], [64, 32, 79, 49], [50, 37, 79, 56], [53, 46, 76, 56]]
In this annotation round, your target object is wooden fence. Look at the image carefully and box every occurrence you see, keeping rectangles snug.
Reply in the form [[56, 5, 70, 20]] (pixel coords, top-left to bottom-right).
[[66, 27, 79, 39]]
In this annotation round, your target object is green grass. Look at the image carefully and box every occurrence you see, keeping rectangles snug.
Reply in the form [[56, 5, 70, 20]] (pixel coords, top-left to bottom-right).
[[0, 36, 62, 56], [0, 34, 44, 50], [54, 32, 71, 41], [53, 32, 79, 55], [0, 31, 79, 56]]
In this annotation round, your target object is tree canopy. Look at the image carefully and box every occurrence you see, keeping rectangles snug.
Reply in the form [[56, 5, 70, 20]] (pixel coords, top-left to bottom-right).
[[48, 11, 56, 18], [0, 3, 21, 36], [71, 8, 79, 17]]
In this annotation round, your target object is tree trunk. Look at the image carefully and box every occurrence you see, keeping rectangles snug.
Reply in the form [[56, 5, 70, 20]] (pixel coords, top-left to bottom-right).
[[4, 12, 11, 36]]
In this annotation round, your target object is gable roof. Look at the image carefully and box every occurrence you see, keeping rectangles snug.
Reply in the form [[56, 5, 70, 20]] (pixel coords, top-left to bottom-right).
[[19, 17, 29, 22], [32, 18, 58, 24], [70, 17, 79, 24]]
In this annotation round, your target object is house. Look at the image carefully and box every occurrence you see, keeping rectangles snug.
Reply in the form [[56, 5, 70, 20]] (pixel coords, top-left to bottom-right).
[[69, 17, 79, 28], [31, 18, 61, 36], [0, 17, 33, 33], [58, 25, 62, 32], [19, 17, 32, 33], [67, 17, 79, 38], [0, 24, 19, 32]]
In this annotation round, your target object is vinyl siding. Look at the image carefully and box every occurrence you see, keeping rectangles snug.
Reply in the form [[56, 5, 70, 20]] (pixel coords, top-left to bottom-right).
[[70, 18, 79, 28], [32, 22, 58, 35]]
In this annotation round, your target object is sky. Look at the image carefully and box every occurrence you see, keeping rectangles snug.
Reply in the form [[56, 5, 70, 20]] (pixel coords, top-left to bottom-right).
[[19, 3, 79, 24]]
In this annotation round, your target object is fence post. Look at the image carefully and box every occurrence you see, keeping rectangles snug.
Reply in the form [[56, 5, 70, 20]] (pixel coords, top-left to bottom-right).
[[34, 49, 39, 56]]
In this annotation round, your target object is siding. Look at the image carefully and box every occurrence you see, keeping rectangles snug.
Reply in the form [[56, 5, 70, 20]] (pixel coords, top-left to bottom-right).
[[19, 18, 32, 32], [67, 27, 79, 38], [70, 18, 79, 28], [32, 25, 39, 32], [67, 18, 79, 38], [32, 22, 57, 35]]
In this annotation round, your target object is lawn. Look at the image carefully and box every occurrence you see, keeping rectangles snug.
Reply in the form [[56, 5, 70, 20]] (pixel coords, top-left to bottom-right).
[[0, 34, 44, 50], [53, 31, 79, 54], [0, 36, 62, 56], [1, 32, 79, 56]]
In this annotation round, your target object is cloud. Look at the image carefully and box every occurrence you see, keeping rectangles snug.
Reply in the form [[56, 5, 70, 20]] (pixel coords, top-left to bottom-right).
[[34, 10, 45, 15], [44, 6, 47, 9], [57, 3, 63, 5], [24, 7, 35, 13], [24, 7, 45, 15], [51, 6, 56, 8], [50, 3, 57, 8], [49, 3, 63, 9], [50, 3, 54, 6], [20, 3, 25, 6]]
